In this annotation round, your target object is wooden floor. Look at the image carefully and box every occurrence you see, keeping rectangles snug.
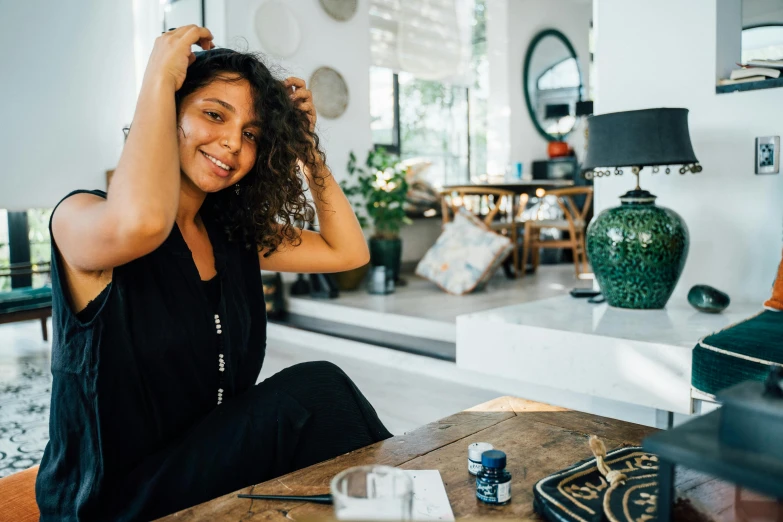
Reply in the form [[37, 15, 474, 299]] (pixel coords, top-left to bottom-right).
[[0, 319, 498, 437], [294, 264, 592, 323]]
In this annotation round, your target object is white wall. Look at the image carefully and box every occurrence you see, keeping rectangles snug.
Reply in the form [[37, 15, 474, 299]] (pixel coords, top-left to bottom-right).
[[487, 0, 591, 177], [594, 0, 783, 304], [0, 0, 137, 210], [222, 0, 372, 182]]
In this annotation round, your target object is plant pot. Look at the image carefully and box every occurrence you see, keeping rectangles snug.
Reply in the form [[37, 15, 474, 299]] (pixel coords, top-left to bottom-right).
[[369, 237, 402, 282], [333, 263, 371, 291]]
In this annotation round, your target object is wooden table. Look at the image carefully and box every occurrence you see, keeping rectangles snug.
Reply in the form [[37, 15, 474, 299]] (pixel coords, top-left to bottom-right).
[[159, 396, 727, 521]]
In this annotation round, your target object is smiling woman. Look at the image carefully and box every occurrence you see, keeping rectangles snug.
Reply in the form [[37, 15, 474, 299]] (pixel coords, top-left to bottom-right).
[[35, 28, 384, 522], [180, 82, 260, 185]]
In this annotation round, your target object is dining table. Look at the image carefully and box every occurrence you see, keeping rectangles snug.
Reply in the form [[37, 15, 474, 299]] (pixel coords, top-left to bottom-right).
[[443, 179, 574, 197]]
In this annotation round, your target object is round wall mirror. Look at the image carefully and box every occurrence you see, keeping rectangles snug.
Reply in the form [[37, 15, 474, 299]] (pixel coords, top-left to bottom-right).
[[523, 29, 583, 141]]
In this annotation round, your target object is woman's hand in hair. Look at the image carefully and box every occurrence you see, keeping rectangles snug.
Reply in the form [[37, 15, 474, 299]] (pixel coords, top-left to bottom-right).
[[284, 77, 317, 133], [146, 25, 215, 91]]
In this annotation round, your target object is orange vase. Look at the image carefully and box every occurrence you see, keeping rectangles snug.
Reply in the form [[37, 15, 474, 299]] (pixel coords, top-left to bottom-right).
[[547, 141, 570, 158]]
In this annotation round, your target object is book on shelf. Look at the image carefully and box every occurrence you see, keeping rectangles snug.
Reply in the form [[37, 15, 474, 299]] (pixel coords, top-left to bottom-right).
[[745, 59, 783, 70], [730, 67, 781, 80], [718, 75, 767, 85]]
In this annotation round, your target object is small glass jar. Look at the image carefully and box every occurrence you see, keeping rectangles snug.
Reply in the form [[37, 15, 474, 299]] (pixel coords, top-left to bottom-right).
[[467, 442, 493, 476], [330, 465, 413, 520], [476, 450, 512, 505], [367, 266, 395, 295]]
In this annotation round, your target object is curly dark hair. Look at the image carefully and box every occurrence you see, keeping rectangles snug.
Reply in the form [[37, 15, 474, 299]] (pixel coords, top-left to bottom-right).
[[175, 48, 325, 254]]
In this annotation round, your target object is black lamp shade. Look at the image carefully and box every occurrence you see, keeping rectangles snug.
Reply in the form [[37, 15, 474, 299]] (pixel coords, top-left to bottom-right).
[[575, 100, 593, 116], [545, 103, 570, 119], [582, 108, 698, 170]]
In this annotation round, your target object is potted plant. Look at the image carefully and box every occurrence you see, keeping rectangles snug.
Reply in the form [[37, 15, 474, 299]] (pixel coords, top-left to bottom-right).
[[340, 147, 412, 285]]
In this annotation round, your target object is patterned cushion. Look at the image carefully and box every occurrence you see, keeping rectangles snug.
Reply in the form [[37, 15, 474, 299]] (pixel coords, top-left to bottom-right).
[[534, 446, 660, 522], [416, 208, 513, 295], [692, 310, 783, 396], [0, 287, 52, 314], [764, 249, 783, 310]]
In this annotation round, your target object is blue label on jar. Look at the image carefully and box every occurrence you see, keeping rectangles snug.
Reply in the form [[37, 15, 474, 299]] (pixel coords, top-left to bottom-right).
[[476, 481, 497, 503], [476, 480, 511, 504]]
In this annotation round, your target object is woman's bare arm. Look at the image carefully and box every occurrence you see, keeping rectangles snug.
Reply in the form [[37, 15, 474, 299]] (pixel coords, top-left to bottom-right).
[[53, 26, 214, 273], [258, 77, 369, 273], [258, 162, 370, 273]]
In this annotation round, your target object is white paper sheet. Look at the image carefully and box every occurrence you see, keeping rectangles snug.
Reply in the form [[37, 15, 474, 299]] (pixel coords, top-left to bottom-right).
[[404, 470, 455, 521]]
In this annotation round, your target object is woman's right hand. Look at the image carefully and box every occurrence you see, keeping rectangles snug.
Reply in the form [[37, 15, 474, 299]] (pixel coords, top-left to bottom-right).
[[144, 25, 214, 91]]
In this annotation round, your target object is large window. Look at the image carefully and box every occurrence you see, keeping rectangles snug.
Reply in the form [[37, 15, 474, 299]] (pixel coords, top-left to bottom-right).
[[369, 0, 488, 189], [0, 209, 53, 291], [0, 210, 8, 291], [370, 67, 399, 153], [399, 73, 470, 187], [28, 209, 53, 289], [469, 0, 488, 184]]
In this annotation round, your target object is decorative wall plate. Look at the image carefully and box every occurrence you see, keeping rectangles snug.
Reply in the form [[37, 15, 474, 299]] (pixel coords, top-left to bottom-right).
[[319, 0, 358, 21], [254, 0, 301, 58], [309, 67, 349, 119]]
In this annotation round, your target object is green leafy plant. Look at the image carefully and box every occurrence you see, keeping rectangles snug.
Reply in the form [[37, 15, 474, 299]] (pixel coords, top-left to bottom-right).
[[343, 148, 413, 240]]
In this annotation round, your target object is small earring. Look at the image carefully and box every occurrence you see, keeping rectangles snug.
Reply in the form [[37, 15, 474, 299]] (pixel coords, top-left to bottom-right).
[[235, 183, 240, 195], [224, 140, 229, 147]]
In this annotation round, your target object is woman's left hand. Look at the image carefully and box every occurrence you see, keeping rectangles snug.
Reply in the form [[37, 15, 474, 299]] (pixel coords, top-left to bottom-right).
[[284, 77, 316, 133]]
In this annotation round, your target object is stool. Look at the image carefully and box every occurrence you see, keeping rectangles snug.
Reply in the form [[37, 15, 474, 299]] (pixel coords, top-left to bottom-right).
[[0, 465, 40, 522]]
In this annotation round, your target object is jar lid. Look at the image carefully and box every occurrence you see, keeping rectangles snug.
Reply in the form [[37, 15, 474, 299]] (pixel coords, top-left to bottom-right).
[[468, 442, 494, 461], [481, 449, 506, 469]]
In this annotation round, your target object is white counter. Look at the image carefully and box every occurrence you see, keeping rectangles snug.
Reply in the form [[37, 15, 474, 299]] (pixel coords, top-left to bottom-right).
[[456, 296, 761, 415]]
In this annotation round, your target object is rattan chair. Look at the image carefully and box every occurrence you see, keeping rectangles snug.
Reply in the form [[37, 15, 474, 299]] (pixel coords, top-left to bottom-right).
[[521, 187, 593, 278]]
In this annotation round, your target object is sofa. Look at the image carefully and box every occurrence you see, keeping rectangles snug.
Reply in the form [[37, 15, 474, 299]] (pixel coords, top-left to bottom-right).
[[0, 286, 52, 341], [692, 254, 783, 397], [0, 262, 52, 341], [692, 310, 783, 397]]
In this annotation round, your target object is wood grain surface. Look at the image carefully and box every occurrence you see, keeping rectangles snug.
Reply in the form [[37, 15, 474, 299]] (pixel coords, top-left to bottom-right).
[[158, 396, 723, 521]]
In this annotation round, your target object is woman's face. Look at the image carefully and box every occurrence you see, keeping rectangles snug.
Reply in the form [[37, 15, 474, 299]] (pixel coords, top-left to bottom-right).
[[177, 76, 261, 194]]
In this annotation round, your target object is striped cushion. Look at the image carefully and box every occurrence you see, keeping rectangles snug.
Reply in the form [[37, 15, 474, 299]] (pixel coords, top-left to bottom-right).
[[692, 310, 783, 396], [0, 286, 52, 314]]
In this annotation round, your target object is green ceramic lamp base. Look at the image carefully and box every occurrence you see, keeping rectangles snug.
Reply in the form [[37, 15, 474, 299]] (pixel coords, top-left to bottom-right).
[[586, 189, 689, 309]]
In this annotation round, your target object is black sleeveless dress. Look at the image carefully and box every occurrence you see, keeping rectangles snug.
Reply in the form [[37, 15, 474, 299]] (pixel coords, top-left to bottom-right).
[[35, 190, 392, 521]]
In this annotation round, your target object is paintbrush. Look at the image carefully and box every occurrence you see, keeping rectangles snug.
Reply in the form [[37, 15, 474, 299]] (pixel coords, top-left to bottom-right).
[[237, 493, 333, 504]]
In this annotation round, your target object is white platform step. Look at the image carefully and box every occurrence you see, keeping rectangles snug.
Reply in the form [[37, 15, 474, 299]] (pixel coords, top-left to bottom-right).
[[287, 296, 456, 343], [268, 323, 696, 428]]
